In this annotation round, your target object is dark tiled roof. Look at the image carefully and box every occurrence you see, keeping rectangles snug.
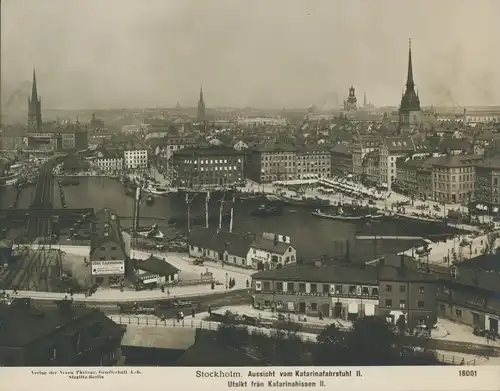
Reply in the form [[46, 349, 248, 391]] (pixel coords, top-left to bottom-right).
[[476, 158, 500, 170], [330, 144, 352, 155], [429, 154, 483, 168], [384, 136, 414, 152], [378, 265, 436, 283], [188, 228, 254, 258], [136, 256, 180, 277], [250, 236, 291, 254], [251, 264, 379, 285], [0, 304, 123, 347], [174, 147, 244, 157]]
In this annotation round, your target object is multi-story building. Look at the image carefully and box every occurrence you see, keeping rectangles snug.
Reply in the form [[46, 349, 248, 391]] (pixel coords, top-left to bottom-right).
[[415, 159, 434, 200], [246, 145, 297, 183], [172, 147, 244, 188], [435, 255, 499, 334], [330, 144, 353, 176], [157, 136, 197, 167], [0, 127, 27, 151], [94, 152, 124, 172], [430, 155, 483, 204], [377, 255, 437, 329], [352, 135, 380, 181], [474, 158, 500, 207], [252, 255, 437, 329], [379, 136, 415, 189], [89, 208, 129, 287], [251, 263, 380, 319], [361, 150, 380, 185], [0, 298, 124, 366], [295, 146, 331, 179], [123, 146, 148, 169]]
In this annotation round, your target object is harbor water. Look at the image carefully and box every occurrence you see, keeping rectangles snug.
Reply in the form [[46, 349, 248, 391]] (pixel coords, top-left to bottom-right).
[[0, 177, 461, 261]]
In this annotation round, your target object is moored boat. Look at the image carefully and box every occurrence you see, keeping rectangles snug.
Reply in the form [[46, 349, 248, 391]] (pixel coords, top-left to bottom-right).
[[311, 209, 384, 221], [279, 195, 330, 208], [251, 204, 283, 217]]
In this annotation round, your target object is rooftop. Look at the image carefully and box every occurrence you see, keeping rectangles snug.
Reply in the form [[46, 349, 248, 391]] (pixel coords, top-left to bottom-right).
[[0, 300, 122, 347], [174, 147, 244, 157], [188, 228, 254, 258], [252, 264, 379, 285], [136, 255, 180, 277]]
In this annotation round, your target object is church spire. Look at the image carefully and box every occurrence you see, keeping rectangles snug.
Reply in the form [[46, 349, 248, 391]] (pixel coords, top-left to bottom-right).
[[406, 38, 414, 89], [31, 68, 39, 103], [28, 68, 42, 130], [197, 84, 206, 123]]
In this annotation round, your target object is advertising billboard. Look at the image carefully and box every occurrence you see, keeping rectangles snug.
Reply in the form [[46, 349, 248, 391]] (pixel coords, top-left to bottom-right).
[[91, 260, 125, 276]]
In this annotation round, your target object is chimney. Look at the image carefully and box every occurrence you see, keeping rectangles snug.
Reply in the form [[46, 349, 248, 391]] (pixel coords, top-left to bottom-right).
[[274, 234, 278, 246], [400, 254, 405, 269]]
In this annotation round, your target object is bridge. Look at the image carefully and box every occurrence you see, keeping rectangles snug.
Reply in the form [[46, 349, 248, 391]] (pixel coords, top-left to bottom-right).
[[0, 208, 95, 221]]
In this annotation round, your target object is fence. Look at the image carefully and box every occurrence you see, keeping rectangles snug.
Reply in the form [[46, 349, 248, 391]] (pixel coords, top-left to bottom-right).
[[434, 353, 476, 366], [107, 315, 318, 342]]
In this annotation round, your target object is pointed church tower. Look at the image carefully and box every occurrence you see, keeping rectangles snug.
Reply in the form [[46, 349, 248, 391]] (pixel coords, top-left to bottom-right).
[[399, 39, 421, 132], [197, 85, 206, 122], [28, 69, 43, 131]]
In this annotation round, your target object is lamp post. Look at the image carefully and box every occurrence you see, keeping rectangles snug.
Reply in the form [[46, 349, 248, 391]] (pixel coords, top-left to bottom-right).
[[225, 272, 228, 291]]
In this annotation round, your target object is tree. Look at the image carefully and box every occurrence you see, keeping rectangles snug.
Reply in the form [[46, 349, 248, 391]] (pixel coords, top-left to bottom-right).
[[344, 316, 400, 365], [215, 323, 248, 349], [313, 323, 347, 365]]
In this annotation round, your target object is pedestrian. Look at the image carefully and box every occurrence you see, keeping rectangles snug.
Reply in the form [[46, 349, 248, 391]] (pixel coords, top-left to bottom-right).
[[246, 279, 249, 288], [180, 311, 184, 321], [192, 307, 195, 318], [208, 304, 212, 315]]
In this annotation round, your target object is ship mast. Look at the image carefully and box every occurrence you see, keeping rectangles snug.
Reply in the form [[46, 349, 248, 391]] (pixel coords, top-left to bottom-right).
[[218, 192, 227, 233], [205, 191, 210, 228], [229, 196, 236, 233]]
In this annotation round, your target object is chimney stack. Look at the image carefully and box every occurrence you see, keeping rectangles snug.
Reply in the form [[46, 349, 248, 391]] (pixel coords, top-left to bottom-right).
[[400, 254, 405, 270]]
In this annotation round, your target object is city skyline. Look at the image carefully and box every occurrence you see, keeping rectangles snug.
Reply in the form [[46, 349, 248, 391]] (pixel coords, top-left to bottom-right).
[[1, 0, 500, 110]]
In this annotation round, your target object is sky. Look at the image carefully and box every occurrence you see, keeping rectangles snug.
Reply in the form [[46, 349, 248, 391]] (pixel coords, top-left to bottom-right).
[[1, 0, 499, 110]]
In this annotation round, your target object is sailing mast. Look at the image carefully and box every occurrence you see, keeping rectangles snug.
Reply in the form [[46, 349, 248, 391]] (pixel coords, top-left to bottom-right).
[[229, 196, 236, 233], [218, 192, 226, 233], [205, 191, 210, 228]]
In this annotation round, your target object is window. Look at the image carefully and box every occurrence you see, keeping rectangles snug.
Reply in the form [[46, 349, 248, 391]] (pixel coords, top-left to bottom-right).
[[439, 304, 446, 312], [322, 284, 329, 293], [349, 285, 356, 294], [298, 283, 306, 293], [111, 246, 117, 250], [310, 284, 317, 293], [276, 282, 283, 291], [419, 286, 425, 294], [417, 301, 425, 309], [385, 284, 392, 292], [385, 299, 392, 308], [399, 300, 406, 308], [263, 282, 270, 291], [399, 285, 406, 293], [362, 287, 369, 296], [287, 283, 294, 292], [372, 287, 379, 296], [111, 256, 116, 260], [455, 309, 462, 318], [311, 303, 318, 311]]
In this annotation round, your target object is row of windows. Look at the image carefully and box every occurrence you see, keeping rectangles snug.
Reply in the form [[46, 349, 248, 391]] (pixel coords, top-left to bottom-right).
[[385, 299, 426, 309], [385, 284, 425, 293], [261, 281, 379, 296]]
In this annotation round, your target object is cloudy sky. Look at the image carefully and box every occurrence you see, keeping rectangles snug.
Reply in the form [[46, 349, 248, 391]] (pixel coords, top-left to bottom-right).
[[1, 0, 499, 109]]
